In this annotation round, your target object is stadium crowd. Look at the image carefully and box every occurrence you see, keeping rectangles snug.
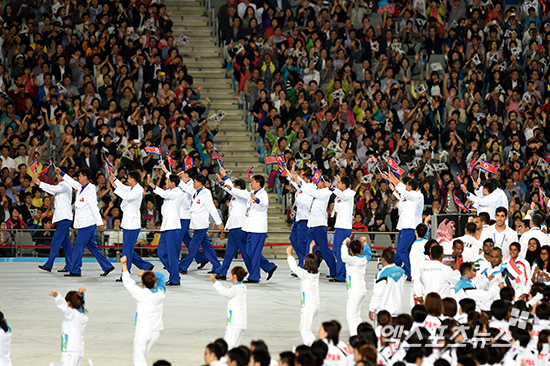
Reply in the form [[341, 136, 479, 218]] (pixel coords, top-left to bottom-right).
[[0, 0, 238, 249], [220, 0, 550, 233]]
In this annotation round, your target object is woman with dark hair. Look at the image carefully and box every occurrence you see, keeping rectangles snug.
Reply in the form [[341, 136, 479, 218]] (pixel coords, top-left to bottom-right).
[[286, 243, 319, 346], [318, 320, 348, 366], [423, 292, 443, 334], [49, 287, 88, 366], [532, 245, 550, 283], [526, 238, 541, 265], [442, 297, 457, 319]]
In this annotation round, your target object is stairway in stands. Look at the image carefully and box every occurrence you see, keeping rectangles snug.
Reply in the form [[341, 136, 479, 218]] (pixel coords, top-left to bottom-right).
[[166, 0, 290, 256]]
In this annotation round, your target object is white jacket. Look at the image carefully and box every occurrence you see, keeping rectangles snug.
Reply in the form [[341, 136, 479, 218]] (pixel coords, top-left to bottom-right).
[[287, 256, 320, 308], [122, 271, 165, 332], [323, 339, 348, 366], [454, 276, 500, 311], [486, 225, 518, 260], [341, 243, 368, 294], [467, 189, 500, 219], [222, 178, 249, 231], [190, 187, 223, 230], [454, 234, 481, 263], [38, 181, 73, 224], [290, 180, 313, 222], [153, 186, 183, 232], [54, 294, 88, 356], [410, 238, 428, 283], [414, 260, 461, 298], [0, 325, 11, 366], [369, 264, 406, 316], [394, 183, 423, 230], [242, 188, 268, 233], [332, 188, 356, 230], [300, 183, 332, 228], [61, 174, 103, 228], [113, 180, 143, 230], [213, 281, 247, 329], [169, 173, 194, 220]]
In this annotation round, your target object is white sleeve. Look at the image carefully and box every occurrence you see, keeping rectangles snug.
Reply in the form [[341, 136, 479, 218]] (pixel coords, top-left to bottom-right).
[[38, 182, 65, 195], [213, 280, 237, 299], [369, 275, 386, 313], [54, 294, 74, 316], [122, 271, 142, 301], [287, 256, 308, 279], [61, 173, 81, 190]]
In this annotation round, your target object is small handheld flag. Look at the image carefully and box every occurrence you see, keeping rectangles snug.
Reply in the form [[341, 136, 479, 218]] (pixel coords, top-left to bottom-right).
[[538, 184, 546, 207], [144, 146, 162, 156], [38, 158, 53, 176], [265, 154, 284, 165], [247, 166, 254, 182], [104, 152, 114, 174], [387, 157, 405, 176], [166, 154, 175, 170], [456, 174, 463, 185], [468, 157, 478, 176], [275, 155, 287, 177], [29, 157, 38, 173], [213, 150, 223, 162], [479, 159, 498, 175], [370, 155, 379, 166], [184, 156, 195, 171], [453, 195, 469, 212], [311, 169, 322, 184]]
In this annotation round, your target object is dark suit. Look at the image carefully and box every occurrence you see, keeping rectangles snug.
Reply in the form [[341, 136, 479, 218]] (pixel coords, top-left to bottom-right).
[[504, 78, 525, 94], [315, 146, 331, 174]]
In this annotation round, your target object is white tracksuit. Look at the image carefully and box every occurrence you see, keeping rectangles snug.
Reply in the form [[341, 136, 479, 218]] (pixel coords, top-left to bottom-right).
[[323, 339, 348, 366], [54, 294, 88, 366], [213, 281, 247, 350], [122, 271, 166, 366], [454, 275, 501, 311], [340, 243, 370, 336], [287, 255, 320, 346], [369, 264, 406, 317], [414, 260, 461, 299], [0, 325, 11, 366]]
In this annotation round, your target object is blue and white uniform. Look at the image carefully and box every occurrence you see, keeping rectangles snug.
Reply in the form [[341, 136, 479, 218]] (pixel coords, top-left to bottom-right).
[[213, 280, 247, 349], [369, 264, 406, 317], [288, 179, 313, 267], [173, 175, 208, 266], [341, 241, 371, 336], [54, 293, 88, 366], [300, 182, 336, 276], [152, 185, 183, 284], [242, 187, 276, 281], [332, 187, 356, 282], [393, 182, 423, 279], [38, 180, 74, 271], [287, 254, 320, 346], [113, 179, 152, 275], [60, 173, 112, 275], [122, 271, 166, 366], [179, 186, 223, 273], [216, 177, 250, 277]]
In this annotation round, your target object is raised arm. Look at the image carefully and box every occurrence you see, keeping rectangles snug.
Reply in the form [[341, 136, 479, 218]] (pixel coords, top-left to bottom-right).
[[57, 167, 81, 190]]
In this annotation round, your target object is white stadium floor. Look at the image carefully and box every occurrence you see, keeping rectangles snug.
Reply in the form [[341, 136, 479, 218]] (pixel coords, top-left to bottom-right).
[[0, 258, 412, 365]]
